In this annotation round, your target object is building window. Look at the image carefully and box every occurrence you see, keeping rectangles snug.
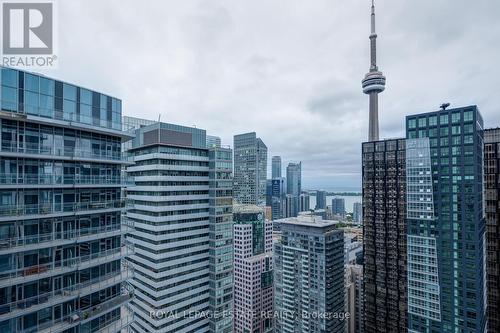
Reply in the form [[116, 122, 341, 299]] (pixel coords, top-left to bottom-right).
[[464, 111, 474, 122], [440, 114, 449, 125], [429, 116, 438, 126], [418, 118, 427, 128], [408, 119, 417, 129]]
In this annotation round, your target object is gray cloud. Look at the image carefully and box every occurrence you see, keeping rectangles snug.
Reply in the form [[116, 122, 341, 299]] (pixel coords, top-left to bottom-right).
[[36, 0, 500, 191]]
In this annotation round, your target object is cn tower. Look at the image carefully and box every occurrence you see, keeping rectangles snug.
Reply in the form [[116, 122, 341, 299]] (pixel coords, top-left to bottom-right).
[[362, 0, 386, 142]]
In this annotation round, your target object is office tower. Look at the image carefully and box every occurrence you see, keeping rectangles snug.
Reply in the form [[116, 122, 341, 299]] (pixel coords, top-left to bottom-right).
[[266, 179, 273, 206], [362, 0, 386, 141], [346, 265, 364, 333], [206, 135, 221, 148], [485, 128, 500, 332], [125, 122, 233, 333], [274, 215, 346, 333], [353, 202, 362, 223], [362, 139, 407, 333], [272, 156, 282, 178], [315, 190, 326, 209], [406, 106, 486, 332], [208, 145, 234, 333], [286, 162, 301, 196], [332, 197, 346, 218], [0, 67, 133, 332], [286, 162, 301, 217], [299, 191, 310, 212], [270, 178, 286, 220], [233, 132, 267, 205], [284, 194, 296, 218], [233, 205, 273, 333]]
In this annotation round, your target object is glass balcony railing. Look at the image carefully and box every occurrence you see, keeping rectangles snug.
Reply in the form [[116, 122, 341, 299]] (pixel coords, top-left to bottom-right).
[[0, 142, 126, 162], [0, 266, 133, 318], [91, 308, 134, 333], [26, 288, 133, 333], [0, 242, 134, 284], [0, 199, 125, 218], [0, 223, 134, 252], [1, 102, 123, 133], [0, 174, 133, 186]]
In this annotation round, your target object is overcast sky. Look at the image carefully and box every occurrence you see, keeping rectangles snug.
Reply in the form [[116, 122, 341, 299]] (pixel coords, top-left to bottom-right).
[[37, 0, 500, 191]]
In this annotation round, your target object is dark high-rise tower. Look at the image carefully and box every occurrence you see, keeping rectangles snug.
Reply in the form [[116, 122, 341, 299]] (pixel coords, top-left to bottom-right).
[[362, 139, 407, 333], [484, 128, 500, 332], [362, 0, 386, 142]]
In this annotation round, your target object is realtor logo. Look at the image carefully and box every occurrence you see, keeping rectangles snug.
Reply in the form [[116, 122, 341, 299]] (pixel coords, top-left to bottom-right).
[[1, 0, 57, 68]]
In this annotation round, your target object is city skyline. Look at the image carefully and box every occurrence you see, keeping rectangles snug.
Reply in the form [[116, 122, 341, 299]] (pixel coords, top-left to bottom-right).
[[26, 0, 500, 189], [1, 0, 499, 331]]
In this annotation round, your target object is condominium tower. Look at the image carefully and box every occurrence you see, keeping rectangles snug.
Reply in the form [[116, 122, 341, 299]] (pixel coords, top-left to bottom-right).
[[315, 190, 326, 210], [406, 106, 486, 332], [233, 205, 273, 333], [233, 133, 267, 205], [353, 202, 362, 224], [125, 122, 233, 333], [0, 67, 133, 332], [346, 264, 364, 333], [274, 215, 346, 333], [332, 197, 346, 218], [485, 128, 500, 332]]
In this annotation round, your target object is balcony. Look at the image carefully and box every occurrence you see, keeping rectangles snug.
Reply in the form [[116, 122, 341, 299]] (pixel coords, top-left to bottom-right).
[[0, 223, 134, 254], [92, 305, 134, 333], [0, 174, 133, 188], [26, 288, 133, 333], [0, 199, 125, 220], [0, 103, 131, 139], [0, 266, 133, 321], [0, 142, 129, 164], [0, 242, 134, 287]]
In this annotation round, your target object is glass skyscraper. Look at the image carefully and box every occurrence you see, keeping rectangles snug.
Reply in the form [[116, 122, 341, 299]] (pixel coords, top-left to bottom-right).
[[331, 197, 345, 218], [484, 128, 500, 332], [272, 156, 281, 179], [285, 162, 301, 217], [270, 177, 286, 220], [406, 106, 486, 333], [362, 138, 407, 333], [315, 190, 326, 210], [233, 133, 267, 205], [0, 66, 133, 332]]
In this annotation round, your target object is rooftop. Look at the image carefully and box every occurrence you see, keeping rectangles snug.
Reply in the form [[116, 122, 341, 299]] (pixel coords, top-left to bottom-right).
[[233, 204, 264, 214], [275, 215, 339, 228]]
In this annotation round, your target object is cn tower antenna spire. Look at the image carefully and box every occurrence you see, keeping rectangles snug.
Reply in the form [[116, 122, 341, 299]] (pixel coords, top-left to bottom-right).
[[371, 0, 375, 34], [362, 0, 386, 142]]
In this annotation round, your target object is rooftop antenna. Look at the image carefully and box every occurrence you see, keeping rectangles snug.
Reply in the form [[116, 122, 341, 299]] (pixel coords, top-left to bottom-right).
[[440, 103, 451, 110]]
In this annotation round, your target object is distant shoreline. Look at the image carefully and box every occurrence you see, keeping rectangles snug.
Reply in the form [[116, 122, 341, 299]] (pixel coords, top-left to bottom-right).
[[308, 191, 362, 196]]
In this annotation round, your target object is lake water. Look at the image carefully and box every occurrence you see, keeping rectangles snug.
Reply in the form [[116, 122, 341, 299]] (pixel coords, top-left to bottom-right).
[[309, 195, 362, 213]]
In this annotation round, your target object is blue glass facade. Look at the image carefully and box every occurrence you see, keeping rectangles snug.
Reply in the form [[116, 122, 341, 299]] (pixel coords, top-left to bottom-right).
[[1, 67, 122, 131], [406, 106, 486, 333], [0, 67, 133, 333]]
